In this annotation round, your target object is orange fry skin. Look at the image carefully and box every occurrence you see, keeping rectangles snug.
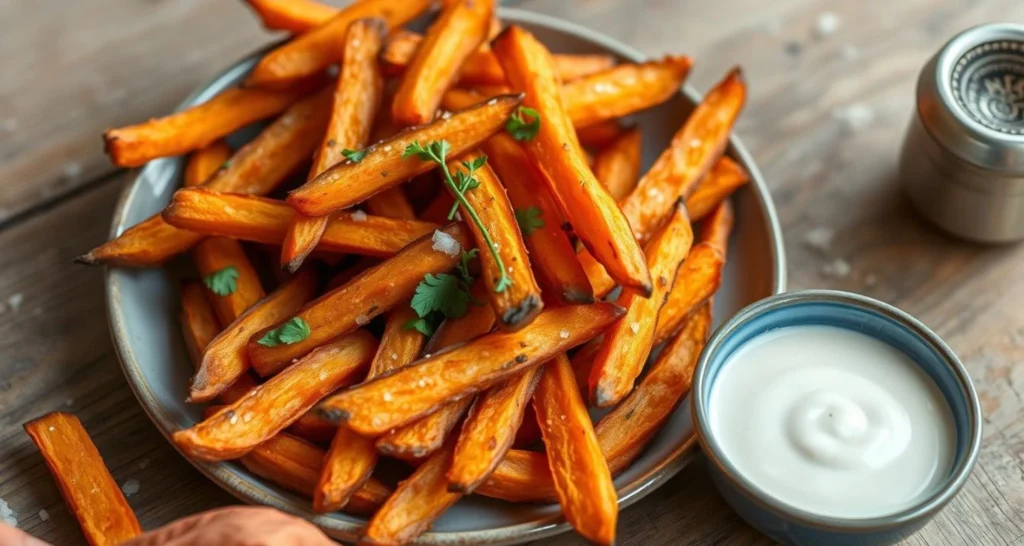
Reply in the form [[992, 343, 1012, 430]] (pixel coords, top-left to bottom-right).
[[594, 127, 642, 201], [288, 95, 522, 217], [245, 0, 432, 88], [535, 354, 618, 546], [652, 242, 724, 346], [361, 443, 462, 546], [448, 366, 541, 493], [365, 187, 416, 220], [620, 68, 746, 242], [180, 281, 222, 368], [24, 413, 142, 546], [175, 330, 376, 461], [448, 153, 543, 330], [193, 237, 266, 326], [392, 0, 495, 125], [243, 0, 338, 33], [319, 302, 625, 436], [561, 56, 693, 129], [183, 141, 233, 188], [239, 433, 390, 516], [190, 268, 319, 402], [576, 120, 624, 149], [492, 26, 652, 296], [248, 223, 473, 376], [287, 412, 337, 445], [283, 18, 386, 272], [687, 157, 748, 222], [164, 189, 437, 258], [589, 202, 694, 407], [701, 200, 735, 256]]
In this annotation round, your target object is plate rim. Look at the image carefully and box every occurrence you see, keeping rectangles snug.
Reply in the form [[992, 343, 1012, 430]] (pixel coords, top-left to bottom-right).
[[104, 7, 787, 545]]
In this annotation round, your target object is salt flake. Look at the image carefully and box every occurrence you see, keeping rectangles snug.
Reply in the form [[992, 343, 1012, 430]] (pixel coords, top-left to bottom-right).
[[559, 329, 570, 340], [630, 322, 640, 334], [431, 230, 462, 258], [351, 209, 368, 222], [38, 509, 49, 522], [814, 12, 840, 39], [121, 479, 140, 497]]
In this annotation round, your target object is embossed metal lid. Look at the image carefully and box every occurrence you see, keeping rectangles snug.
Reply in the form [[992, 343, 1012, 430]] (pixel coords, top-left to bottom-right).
[[917, 23, 1024, 172]]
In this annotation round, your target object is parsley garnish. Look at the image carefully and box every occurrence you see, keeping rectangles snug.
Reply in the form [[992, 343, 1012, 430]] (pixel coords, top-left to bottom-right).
[[342, 148, 368, 163], [257, 317, 310, 347], [404, 250, 480, 337], [515, 206, 545, 236], [404, 316, 441, 337], [221, 160, 232, 170], [403, 141, 511, 293], [203, 266, 239, 296], [506, 106, 541, 141], [446, 156, 486, 220]]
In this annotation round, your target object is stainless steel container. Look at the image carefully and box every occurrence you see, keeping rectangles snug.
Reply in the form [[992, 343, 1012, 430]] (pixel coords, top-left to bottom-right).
[[901, 24, 1024, 242]]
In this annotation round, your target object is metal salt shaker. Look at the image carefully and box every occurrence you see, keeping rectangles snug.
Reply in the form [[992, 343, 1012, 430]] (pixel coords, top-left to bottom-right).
[[901, 23, 1024, 243]]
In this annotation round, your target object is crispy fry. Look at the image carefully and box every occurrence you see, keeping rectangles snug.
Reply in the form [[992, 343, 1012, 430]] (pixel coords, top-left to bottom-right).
[[287, 412, 337, 445], [687, 157, 748, 222], [589, 202, 693, 407], [24, 413, 141, 546], [492, 26, 651, 295], [243, 0, 337, 33], [366, 188, 416, 220], [447, 153, 543, 329], [245, 0, 432, 88], [190, 268, 319, 402], [448, 367, 541, 493], [554, 54, 618, 82], [620, 68, 746, 242], [180, 281, 221, 368], [283, 18, 386, 272], [474, 449, 554, 501], [79, 88, 333, 267], [248, 224, 473, 376], [578, 243, 616, 299], [239, 433, 389, 515], [701, 200, 734, 255], [561, 56, 692, 129], [576, 120, 624, 148], [362, 443, 462, 546], [593, 127, 642, 201], [219, 373, 259, 405], [288, 95, 522, 216], [183, 141, 233, 188], [369, 307, 428, 379], [164, 189, 437, 257], [103, 81, 322, 167], [176, 330, 376, 461], [535, 354, 617, 545], [194, 237, 266, 325], [319, 302, 624, 436], [652, 242, 723, 345], [392, 0, 495, 125], [598, 302, 711, 472]]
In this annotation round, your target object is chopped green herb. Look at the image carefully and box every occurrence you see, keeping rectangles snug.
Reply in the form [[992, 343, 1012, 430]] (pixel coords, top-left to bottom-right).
[[404, 315, 441, 337], [257, 317, 311, 347], [220, 160, 232, 170], [515, 206, 545, 236], [203, 266, 239, 296], [342, 148, 368, 163], [506, 106, 541, 141], [410, 273, 471, 320], [457, 249, 479, 285]]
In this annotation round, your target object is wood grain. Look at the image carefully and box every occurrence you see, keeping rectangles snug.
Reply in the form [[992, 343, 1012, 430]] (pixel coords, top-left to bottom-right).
[[2, 0, 1024, 545]]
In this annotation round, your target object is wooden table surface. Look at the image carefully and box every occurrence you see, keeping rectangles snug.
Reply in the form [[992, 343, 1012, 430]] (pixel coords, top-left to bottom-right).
[[2, 0, 1024, 544]]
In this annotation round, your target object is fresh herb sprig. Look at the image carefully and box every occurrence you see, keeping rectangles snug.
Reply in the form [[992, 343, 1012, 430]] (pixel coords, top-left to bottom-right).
[[404, 249, 480, 337], [203, 266, 239, 296], [515, 206, 545, 236], [257, 317, 310, 347], [403, 140, 511, 293], [506, 106, 541, 141]]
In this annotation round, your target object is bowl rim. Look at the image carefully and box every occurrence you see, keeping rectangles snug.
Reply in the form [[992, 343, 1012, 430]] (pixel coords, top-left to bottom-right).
[[104, 7, 787, 544], [691, 289, 983, 532]]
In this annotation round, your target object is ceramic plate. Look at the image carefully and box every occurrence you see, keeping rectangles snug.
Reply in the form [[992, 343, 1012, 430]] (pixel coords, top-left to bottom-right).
[[106, 8, 786, 545]]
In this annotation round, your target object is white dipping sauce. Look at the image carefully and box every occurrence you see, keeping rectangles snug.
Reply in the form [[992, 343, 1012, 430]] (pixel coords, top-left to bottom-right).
[[710, 325, 955, 518]]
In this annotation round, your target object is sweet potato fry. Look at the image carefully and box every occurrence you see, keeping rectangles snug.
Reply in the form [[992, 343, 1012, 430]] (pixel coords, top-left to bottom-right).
[[176, 330, 376, 461], [514, 404, 541, 448], [448, 366, 541, 493], [78, 88, 333, 267], [687, 157, 748, 222], [245, 0, 432, 88], [392, 0, 495, 125], [620, 68, 746, 242], [594, 127, 642, 201], [194, 237, 266, 326], [164, 189, 437, 257], [287, 412, 337, 445], [288, 95, 522, 216], [561, 56, 692, 129], [447, 153, 543, 329], [492, 26, 652, 295], [248, 224, 473, 376], [282, 18, 386, 272], [589, 202, 693, 407], [535, 354, 617, 545], [180, 281, 221, 368], [183, 141, 233, 188], [474, 449, 554, 502], [24, 413, 141, 546], [652, 242, 724, 345], [554, 54, 618, 82], [418, 191, 457, 224], [701, 200, 735, 255], [362, 443, 462, 546], [319, 302, 624, 436], [239, 433, 389, 515], [598, 302, 711, 472], [365, 188, 416, 220], [190, 268, 319, 402], [219, 373, 259, 405], [244, 0, 337, 33], [576, 120, 624, 148]]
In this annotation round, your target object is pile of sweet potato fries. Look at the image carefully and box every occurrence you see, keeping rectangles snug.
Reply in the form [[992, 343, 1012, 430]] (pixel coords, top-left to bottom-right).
[[30, 0, 750, 544]]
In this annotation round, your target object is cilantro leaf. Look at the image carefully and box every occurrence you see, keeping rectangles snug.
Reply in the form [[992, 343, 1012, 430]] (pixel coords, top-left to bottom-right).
[[506, 106, 541, 141], [342, 148, 368, 163], [257, 317, 311, 347], [403, 141, 430, 160], [404, 315, 440, 337], [410, 273, 470, 320], [515, 206, 545, 236], [203, 266, 239, 296]]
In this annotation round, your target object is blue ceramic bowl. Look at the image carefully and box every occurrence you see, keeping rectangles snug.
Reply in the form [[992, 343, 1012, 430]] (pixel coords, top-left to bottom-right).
[[691, 290, 982, 546]]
